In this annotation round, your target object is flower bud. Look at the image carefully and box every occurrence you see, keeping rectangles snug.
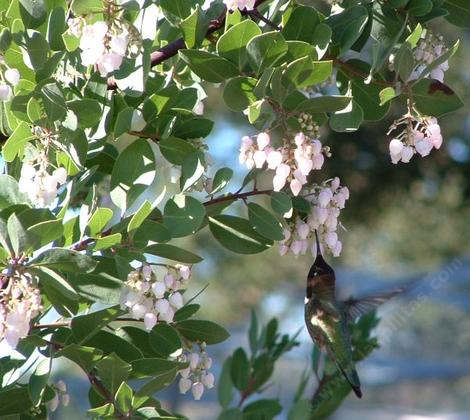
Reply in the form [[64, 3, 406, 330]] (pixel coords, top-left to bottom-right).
[[144, 312, 157, 330], [0, 84, 12, 101], [191, 382, 204, 400], [152, 281, 166, 298], [169, 292, 184, 309], [179, 377, 192, 394], [155, 298, 170, 314], [188, 352, 200, 370], [290, 179, 302, 196], [266, 150, 283, 169], [256, 132, 270, 150], [201, 372, 215, 389], [5, 68, 20, 86], [253, 150, 266, 168]]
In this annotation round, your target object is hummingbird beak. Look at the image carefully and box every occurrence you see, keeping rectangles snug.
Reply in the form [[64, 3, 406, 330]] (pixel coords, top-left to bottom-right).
[[314, 229, 321, 257]]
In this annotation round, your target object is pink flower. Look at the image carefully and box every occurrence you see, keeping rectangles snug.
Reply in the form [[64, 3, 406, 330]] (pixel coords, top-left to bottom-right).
[[256, 132, 270, 150]]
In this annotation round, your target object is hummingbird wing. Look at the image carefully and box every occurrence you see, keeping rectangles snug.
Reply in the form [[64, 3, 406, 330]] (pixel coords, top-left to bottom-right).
[[342, 287, 406, 321]]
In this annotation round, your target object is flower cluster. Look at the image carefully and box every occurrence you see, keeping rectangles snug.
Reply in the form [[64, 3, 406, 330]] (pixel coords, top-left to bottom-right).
[[19, 162, 67, 208], [388, 115, 443, 164], [47, 380, 70, 412], [410, 31, 449, 82], [279, 178, 349, 257], [239, 130, 326, 196], [223, 0, 255, 11], [0, 272, 42, 349], [0, 56, 20, 101], [120, 264, 191, 328], [178, 343, 215, 400], [71, 20, 130, 76]]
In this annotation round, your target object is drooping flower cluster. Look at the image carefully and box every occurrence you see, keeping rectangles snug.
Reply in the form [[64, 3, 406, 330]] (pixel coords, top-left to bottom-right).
[[47, 380, 70, 412], [120, 264, 191, 328], [279, 178, 349, 257], [70, 20, 130, 76], [223, 0, 256, 11], [178, 343, 215, 400], [0, 56, 20, 101], [239, 130, 326, 196], [388, 115, 443, 164], [19, 162, 67, 208], [0, 272, 43, 349], [409, 31, 449, 82]]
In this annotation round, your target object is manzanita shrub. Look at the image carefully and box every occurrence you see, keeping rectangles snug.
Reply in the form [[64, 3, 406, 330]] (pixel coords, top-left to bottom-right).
[[0, 0, 466, 418]]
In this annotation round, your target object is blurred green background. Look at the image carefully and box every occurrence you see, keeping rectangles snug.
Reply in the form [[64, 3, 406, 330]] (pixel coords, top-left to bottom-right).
[[49, 18, 470, 420]]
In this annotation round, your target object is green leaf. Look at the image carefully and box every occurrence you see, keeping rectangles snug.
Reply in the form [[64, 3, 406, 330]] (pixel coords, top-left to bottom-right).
[[95, 353, 132, 394], [110, 139, 156, 212], [379, 87, 397, 105], [443, 0, 470, 28], [87, 207, 113, 237], [0, 175, 29, 208], [71, 0, 102, 15], [210, 167, 234, 194], [270, 191, 292, 216], [47, 6, 66, 50], [247, 203, 284, 241], [28, 248, 98, 272], [180, 152, 205, 191], [136, 368, 178, 397], [209, 215, 273, 254], [412, 79, 464, 116], [2, 120, 34, 162], [127, 200, 152, 233], [114, 106, 134, 137], [217, 20, 261, 69], [179, 49, 239, 83], [176, 319, 230, 345], [0, 388, 31, 415], [218, 356, 234, 408], [285, 93, 351, 113], [87, 403, 115, 417], [133, 220, 172, 248], [94, 233, 122, 251], [243, 399, 283, 419], [283, 6, 320, 43], [230, 347, 250, 391], [218, 408, 243, 420], [131, 357, 186, 379], [36, 266, 79, 301], [24, 30, 49, 70], [326, 6, 369, 55], [84, 330, 144, 363], [68, 99, 102, 128], [408, 0, 433, 16], [329, 100, 364, 133], [149, 324, 182, 357], [163, 195, 205, 238], [144, 243, 203, 263], [395, 43, 414, 82], [28, 359, 50, 406], [223, 76, 258, 112], [40, 82, 67, 121], [160, 0, 192, 19], [247, 31, 288, 74], [249, 310, 259, 355], [72, 305, 123, 343], [159, 136, 197, 165], [58, 344, 103, 371], [180, 5, 206, 48], [174, 303, 200, 322], [337, 59, 390, 121], [115, 382, 133, 414]]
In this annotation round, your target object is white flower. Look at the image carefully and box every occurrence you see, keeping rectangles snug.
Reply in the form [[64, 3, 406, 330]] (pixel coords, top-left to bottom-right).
[[97, 53, 123, 76], [61, 394, 70, 407], [109, 34, 128, 56], [266, 150, 283, 169], [201, 372, 215, 389], [389, 138, 404, 156], [155, 298, 170, 314], [318, 189, 333, 208], [256, 132, 270, 150], [253, 150, 266, 168], [415, 137, 433, 157], [290, 240, 303, 256], [290, 179, 302, 196], [188, 352, 200, 370], [296, 222, 310, 239], [47, 394, 60, 412], [273, 174, 287, 192], [159, 306, 175, 323], [169, 292, 184, 309], [5, 68, 20, 86], [56, 380, 67, 393], [177, 265, 191, 280], [144, 312, 157, 330], [164, 273, 175, 289], [179, 377, 192, 394], [131, 303, 147, 319], [0, 84, 12, 101], [52, 167, 67, 184], [276, 163, 290, 179], [191, 382, 204, 400], [401, 146, 414, 163]]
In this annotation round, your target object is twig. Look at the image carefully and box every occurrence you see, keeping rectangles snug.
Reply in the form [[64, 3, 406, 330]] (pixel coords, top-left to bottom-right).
[[247, 9, 280, 30], [32, 321, 71, 329]]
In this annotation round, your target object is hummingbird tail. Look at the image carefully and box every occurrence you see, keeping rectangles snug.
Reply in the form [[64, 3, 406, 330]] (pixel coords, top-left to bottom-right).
[[338, 364, 363, 399]]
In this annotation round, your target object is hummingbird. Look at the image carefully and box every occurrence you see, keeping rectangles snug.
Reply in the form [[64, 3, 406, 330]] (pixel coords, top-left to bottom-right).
[[304, 232, 405, 398]]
